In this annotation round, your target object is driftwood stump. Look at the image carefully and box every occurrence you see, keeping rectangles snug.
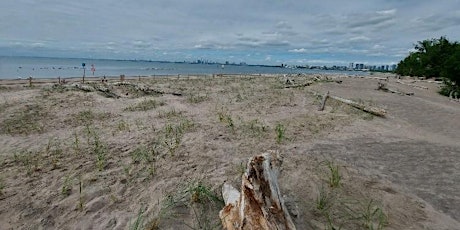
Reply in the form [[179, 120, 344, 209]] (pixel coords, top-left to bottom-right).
[[219, 151, 296, 230]]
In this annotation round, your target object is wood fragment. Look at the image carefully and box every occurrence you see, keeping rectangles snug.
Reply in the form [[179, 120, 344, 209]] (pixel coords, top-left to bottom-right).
[[329, 95, 386, 117], [112, 81, 182, 96], [396, 80, 429, 90], [284, 82, 313, 88], [318, 91, 329, 111], [219, 151, 296, 230], [377, 82, 414, 96], [72, 83, 95, 92]]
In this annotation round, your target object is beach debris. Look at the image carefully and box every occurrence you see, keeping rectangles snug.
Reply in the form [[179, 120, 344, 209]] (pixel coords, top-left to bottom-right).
[[284, 82, 313, 88], [312, 91, 386, 117], [71, 83, 119, 98], [318, 91, 329, 111], [72, 83, 95, 92], [376, 82, 414, 96], [330, 95, 386, 116], [112, 81, 182, 96], [94, 85, 119, 98], [219, 151, 296, 230], [396, 80, 429, 90]]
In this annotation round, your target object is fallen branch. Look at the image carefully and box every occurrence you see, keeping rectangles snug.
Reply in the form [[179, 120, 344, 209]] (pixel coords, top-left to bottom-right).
[[318, 91, 329, 111], [94, 85, 120, 98], [329, 95, 386, 117], [284, 82, 313, 88], [219, 151, 296, 230], [377, 82, 414, 96], [396, 80, 429, 90], [72, 83, 95, 92], [112, 81, 182, 96]]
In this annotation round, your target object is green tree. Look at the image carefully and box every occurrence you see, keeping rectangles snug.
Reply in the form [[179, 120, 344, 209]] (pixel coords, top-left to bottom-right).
[[396, 37, 460, 97]]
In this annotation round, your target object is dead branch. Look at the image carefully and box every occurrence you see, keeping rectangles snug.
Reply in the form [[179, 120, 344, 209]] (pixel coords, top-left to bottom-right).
[[112, 81, 182, 96], [329, 94, 386, 117], [318, 91, 329, 111], [396, 80, 429, 90], [219, 151, 296, 230], [377, 82, 414, 96], [284, 82, 313, 88]]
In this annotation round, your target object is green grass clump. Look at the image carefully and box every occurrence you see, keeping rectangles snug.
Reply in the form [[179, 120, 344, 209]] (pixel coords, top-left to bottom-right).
[[0, 177, 4, 195], [130, 207, 145, 230], [85, 125, 107, 171], [217, 111, 234, 130], [158, 180, 224, 229], [275, 123, 286, 144], [158, 109, 182, 119], [124, 99, 165, 112], [163, 119, 194, 156], [61, 175, 72, 196], [187, 93, 209, 104], [320, 160, 341, 188]]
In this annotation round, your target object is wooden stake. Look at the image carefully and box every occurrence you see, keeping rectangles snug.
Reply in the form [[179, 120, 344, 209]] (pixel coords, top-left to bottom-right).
[[318, 91, 329, 111]]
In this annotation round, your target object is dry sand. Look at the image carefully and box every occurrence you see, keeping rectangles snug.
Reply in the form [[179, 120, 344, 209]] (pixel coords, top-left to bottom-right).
[[0, 74, 459, 229]]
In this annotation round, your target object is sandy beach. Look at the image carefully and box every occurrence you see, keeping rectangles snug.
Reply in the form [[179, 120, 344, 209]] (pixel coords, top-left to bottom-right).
[[0, 73, 459, 229]]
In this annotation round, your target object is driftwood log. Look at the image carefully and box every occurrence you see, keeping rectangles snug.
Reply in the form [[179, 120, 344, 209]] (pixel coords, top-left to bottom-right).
[[112, 81, 182, 96], [284, 82, 313, 89], [312, 91, 386, 117], [329, 95, 386, 117], [219, 151, 296, 230], [396, 80, 429, 90], [377, 82, 414, 96]]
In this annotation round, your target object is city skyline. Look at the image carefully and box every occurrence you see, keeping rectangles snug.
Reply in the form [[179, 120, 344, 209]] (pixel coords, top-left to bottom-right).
[[1, 1, 460, 66]]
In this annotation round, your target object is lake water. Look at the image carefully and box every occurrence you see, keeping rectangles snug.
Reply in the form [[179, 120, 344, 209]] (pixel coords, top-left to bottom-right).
[[0, 56, 368, 79]]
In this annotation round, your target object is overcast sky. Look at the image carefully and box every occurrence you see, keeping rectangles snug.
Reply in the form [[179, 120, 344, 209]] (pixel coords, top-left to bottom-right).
[[1, 0, 460, 65]]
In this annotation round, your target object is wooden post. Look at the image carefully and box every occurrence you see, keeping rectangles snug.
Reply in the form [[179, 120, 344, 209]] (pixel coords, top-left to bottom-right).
[[318, 91, 329, 111]]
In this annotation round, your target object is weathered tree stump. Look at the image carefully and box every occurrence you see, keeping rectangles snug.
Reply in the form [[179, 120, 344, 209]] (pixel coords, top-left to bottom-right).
[[219, 151, 296, 230]]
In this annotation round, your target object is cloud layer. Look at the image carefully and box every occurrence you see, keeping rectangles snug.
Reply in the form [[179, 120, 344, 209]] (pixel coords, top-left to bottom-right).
[[1, 0, 459, 65]]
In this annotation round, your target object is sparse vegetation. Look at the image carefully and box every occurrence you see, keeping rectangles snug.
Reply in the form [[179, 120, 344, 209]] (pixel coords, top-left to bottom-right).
[[158, 108, 182, 119], [275, 123, 286, 144], [187, 93, 209, 104], [217, 110, 234, 130], [124, 99, 166, 112], [130, 207, 145, 230], [157, 180, 224, 229], [85, 125, 108, 171], [0, 177, 4, 195], [1, 104, 49, 135], [162, 119, 194, 156], [326, 160, 341, 188], [0, 75, 446, 229], [61, 175, 72, 196]]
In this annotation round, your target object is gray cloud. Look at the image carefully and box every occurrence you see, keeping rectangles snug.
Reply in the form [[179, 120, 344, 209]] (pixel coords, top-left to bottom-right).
[[1, 0, 459, 65]]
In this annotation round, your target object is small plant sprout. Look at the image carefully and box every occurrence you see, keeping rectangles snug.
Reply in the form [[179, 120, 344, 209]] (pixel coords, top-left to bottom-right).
[[62, 175, 72, 196], [326, 161, 341, 188], [275, 123, 286, 144]]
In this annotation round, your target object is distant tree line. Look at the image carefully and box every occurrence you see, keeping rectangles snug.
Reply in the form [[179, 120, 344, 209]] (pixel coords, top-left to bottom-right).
[[395, 36, 459, 97]]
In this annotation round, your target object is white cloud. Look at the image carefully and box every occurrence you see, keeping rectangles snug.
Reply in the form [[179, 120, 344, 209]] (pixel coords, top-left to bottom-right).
[[289, 48, 308, 53]]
